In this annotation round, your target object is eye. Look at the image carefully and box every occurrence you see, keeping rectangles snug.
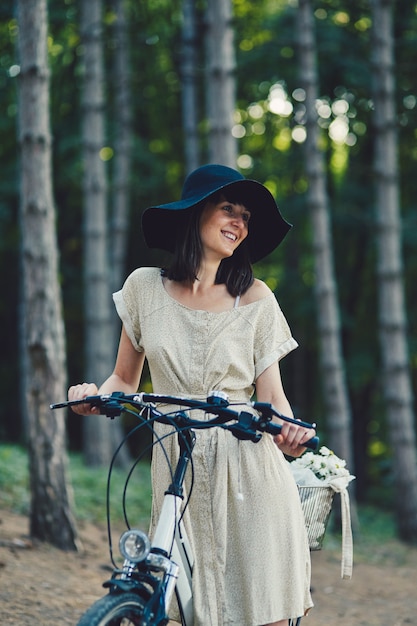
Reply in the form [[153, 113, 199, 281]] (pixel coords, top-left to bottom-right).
[[222, 204, 250, 220]]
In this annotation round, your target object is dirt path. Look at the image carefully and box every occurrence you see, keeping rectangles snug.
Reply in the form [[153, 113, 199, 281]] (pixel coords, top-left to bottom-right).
[[1, 509, 416, 625]]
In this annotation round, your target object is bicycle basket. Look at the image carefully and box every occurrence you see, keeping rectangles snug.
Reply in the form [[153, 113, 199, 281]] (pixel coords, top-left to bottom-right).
[[297, 485, 334, 551]]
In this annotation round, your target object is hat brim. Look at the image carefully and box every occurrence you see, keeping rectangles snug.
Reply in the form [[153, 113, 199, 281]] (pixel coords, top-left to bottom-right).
[[142, 179, 291, 263]]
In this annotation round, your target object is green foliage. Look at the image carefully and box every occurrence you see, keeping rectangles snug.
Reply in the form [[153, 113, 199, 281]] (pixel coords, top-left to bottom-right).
[[356, 505, 397, 543], [69, 452, 152, 527], [324, 504, 405, 566], [0, 444, 152, 527], [0, 445, 30, 514]]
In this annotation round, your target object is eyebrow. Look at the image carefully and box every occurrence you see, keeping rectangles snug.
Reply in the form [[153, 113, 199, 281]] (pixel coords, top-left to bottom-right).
[[224, 199, 251, 214]]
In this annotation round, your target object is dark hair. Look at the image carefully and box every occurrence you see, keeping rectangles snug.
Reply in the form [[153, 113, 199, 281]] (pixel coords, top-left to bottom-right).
[[163, 193, 254, 297]]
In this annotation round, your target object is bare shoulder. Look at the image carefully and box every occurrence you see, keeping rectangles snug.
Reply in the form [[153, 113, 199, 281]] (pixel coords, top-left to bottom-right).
[[240, 278, 272, 305]]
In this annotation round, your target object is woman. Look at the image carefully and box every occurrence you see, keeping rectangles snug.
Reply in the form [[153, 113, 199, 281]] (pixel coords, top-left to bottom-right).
[[69, 164, 314, 625]]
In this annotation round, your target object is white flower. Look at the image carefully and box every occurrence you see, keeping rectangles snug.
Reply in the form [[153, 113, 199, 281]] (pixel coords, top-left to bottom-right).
[[290, 446, 354, 486], [319, 446, 332, 456]]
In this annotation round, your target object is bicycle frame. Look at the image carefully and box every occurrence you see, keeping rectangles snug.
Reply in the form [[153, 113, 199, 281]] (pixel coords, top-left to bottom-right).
[[105, 424, 196, 625], [149, 427, 196, 625]]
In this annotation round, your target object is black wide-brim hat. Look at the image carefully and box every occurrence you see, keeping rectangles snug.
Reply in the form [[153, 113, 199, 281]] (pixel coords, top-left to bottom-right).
[[142, 164, 292, 263]]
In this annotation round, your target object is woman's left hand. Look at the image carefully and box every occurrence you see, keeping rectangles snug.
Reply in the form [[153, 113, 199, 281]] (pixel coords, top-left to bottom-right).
[[273, 420, 316, 458]]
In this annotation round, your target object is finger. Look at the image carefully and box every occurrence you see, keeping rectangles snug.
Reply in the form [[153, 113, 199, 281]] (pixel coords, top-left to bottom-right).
[[299, 428, 316, 445], [68, 383, 99, 414], [274, 433, 284, 446], [73, 401, 99, 416], [285, 425, 309, 450], [69, 382, 97, 399], [281, 423, 300, 448]]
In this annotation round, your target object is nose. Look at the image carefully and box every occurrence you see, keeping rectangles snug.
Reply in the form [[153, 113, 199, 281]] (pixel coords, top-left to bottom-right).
[[231, 209, 247, 228]]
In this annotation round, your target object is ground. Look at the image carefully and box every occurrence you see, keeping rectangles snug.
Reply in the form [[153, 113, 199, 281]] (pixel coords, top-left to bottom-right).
[[1, 508, 417, 626]]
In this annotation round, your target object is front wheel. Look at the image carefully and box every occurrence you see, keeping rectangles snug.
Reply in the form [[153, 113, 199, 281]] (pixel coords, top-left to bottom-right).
[[77, 592, 165, 626]]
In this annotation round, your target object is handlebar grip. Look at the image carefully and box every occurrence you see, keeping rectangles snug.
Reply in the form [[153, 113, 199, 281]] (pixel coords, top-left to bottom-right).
[[303, 435, 319, 451], [265, 421, 319, 451], [50, 395, 123, 418]]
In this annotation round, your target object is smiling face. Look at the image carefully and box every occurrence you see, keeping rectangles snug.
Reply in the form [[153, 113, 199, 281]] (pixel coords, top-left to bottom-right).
[[199, 196, 251, 261]]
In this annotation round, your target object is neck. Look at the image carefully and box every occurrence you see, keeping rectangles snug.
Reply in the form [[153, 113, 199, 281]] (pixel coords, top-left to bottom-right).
[[193, 259, 220, 290]]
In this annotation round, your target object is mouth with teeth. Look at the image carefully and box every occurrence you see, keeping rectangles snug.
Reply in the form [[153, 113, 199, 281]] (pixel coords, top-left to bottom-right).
[[221, 230, 238, 242]]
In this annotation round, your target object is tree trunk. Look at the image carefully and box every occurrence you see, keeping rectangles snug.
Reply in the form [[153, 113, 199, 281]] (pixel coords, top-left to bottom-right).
[[296, 0, 354, 472], [371, 0, 417, 542], [181, 0, 200, 173], [111, 0, 132, 299], [17, 0, 79, 550], [205, 0, 237, 167], [107, 0, 134, 469], [80, 0, 115, 466]]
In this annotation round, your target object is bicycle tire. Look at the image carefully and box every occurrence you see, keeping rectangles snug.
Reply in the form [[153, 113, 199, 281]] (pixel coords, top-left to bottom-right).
[[76, 592, 162, 626]]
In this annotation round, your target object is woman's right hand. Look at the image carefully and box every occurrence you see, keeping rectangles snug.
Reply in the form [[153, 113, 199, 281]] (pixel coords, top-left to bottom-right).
[[68, 382, 100, 415]]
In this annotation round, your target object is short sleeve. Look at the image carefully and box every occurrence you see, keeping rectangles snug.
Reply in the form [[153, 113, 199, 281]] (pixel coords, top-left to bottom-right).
[[253, 295, 298, 379], [112, 268, 148, 352]]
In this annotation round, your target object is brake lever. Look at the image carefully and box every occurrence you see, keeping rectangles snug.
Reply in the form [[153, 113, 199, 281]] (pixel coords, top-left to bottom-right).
[[253, 402, 316, 430]]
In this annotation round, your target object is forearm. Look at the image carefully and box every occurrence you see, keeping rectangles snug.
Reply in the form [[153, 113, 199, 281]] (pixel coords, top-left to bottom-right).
[[255, 361, 294, 419], [68, 326, 145, 414], [256, 361, 314, 457], [97, 373, 139, 395]]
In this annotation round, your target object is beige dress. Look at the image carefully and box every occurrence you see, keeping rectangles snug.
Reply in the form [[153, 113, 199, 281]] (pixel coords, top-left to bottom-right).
[[113, 266, 313, 626]]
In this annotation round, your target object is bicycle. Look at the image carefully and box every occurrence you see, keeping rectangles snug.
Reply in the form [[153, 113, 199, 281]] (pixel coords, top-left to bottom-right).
[[51, 390, 318, 626]]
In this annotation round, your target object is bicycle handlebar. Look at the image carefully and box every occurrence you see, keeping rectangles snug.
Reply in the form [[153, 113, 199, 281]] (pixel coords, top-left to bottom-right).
[[51, 391, 319, 451]]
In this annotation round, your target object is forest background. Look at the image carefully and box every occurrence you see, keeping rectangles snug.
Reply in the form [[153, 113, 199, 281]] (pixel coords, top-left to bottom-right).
[[1, 0, 417, 547]]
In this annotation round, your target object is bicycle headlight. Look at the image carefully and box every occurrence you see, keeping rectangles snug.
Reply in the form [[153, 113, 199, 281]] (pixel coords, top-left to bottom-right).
[[119, 529, 151, 563]]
